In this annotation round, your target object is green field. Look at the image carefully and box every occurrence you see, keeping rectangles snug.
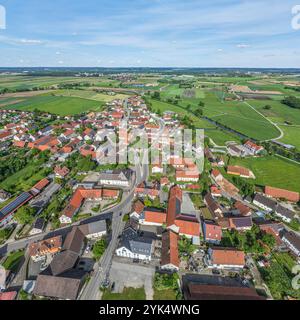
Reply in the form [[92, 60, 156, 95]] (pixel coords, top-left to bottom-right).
[[53, 89, 129, 102], [153, 288, 178, 300], [228, 156, 300, 193], [1, 95, 104, 116], [101, 287, 146, 300], [278, 125, 300, 150]]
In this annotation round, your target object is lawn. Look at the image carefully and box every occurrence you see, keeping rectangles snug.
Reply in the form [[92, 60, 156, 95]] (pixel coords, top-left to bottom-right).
[[2, 95, 104, 116], [205, 128, 242, 146], [3, 250, 25, 272], [228, 155, 300, 193], [101, 287, 146, 300], [153, 288, 178, 300]]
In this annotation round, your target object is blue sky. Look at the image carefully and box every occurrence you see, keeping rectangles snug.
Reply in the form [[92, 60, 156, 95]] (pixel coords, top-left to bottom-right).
[[0, 0, 299, 67]]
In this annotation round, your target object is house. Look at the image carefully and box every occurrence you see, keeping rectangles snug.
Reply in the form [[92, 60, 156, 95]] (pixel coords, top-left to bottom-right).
[[227, 166, 255, 179], [202, 220, 222, 244], [135, 181, 160, 199], [152, 164, 164, 174], [30, 178, 50, 196], [78, 220, 107, 239], [54, 166, 70, 179], [265, 186, 299, 203], [211, 169, 223, 183], [207, 247, 246, 269], [29, 218, 45, 236], [0, 291, 17, 300], [227, 144, 245, 157], [282, 232, 300, 257], [244, 140, 264, 155], [139, 208, 167, 226], [116, 226, 154, 261], [38, 125, 53, 136], [204, 193, 223, 219], [176, 170, 199, 182], [29, 235, 63, 262], [33, 226, 87, 300], [0, 131, 13, 142], [59, 188, 118, 224], [258, 221, 284, 246], [210, 185, 222, 197], [98, 169, 132, 187], [229, 216, 253, 231], [182, 274, 264, 300], [161, 230, 180, 272], [253, 193, 277, 212], [234, 201, 252, 216], [275, 204, 295, 223], [130, 200, 145, 219]]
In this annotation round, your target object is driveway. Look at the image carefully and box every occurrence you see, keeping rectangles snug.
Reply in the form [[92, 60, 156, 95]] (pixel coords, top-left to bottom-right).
[[110, 260, 155, 300]]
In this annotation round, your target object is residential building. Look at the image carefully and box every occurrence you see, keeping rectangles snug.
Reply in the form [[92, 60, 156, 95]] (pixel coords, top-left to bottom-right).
[[265, 186, 299, 203], [229, 216, 253, 231], [282, 232, 300, 257], [207, 247, 246, 269], [29, 218, 45, 236], [253, 193, 277, 212], [275, 204, 295, 223], [98, 169, 132, 187], [161, 230, 180, 272], [29, 236, 63, 262]]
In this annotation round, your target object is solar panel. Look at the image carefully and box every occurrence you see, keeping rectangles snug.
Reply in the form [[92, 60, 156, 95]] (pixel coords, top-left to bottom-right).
[[0, 192, 33, 218]]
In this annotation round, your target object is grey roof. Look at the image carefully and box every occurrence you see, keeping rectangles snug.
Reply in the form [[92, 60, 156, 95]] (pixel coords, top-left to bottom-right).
[[33, 269, 86, 300], [119, 227, 153, 256], [253, 193, 277, 211], [275, 204, 295, 220], [49, 250, 79, 276], [79, 220, 107, 236], [99, 169, 132, 182], [283, 232, 300, 252], [32, 218, 45, 230], [231, 217, 253, 228], [63, 226, 85, 254]]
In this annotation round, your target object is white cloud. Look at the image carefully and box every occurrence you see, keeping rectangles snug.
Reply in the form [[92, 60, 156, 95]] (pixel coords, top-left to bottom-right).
[[236, 44, 250, 48]]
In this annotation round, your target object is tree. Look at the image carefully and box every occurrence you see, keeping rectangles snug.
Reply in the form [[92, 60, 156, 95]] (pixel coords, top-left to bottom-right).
[[92, 238, 107, 261], [263, 105, 272, 110], [198, 101, 205, 107], [14, 206, 35, 225]]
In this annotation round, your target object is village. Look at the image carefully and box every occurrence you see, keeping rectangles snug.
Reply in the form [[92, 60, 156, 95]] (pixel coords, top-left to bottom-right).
[[0, 94, 300, 301]]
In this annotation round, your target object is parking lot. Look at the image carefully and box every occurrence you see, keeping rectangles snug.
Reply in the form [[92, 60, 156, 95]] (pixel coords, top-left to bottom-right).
[[109, 260, 155, 300]]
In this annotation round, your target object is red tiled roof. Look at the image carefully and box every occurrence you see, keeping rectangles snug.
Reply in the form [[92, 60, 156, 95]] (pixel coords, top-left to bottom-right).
[[32, 178, 50, 192], [205, 221, 222, 241], [265, 186, 299, 202], [175, 217, 200, 236], [144, 210, 167, 224], [211, 248, 245, 266], [0, 291, 17, 300], [161, 230, 179, 268], [167, 185, 182, 227], [13, 140, 27, 148], [227, 166, 251, 177], [102, 189, 119, 198]]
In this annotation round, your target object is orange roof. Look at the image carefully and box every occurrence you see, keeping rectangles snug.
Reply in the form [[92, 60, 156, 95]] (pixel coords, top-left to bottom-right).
[[175, 217, 200, 236], [32, 178, 50, 191], [13, 141, 27, 148], [133, 200, 145, 214], [211, 248, 245, 266], [227, 166, 250, 177], [211, 169, 222, 178], [161, 230, 179, 268], [265, 186, 299, 202], [0, 291, 17, 300], [234, 201, 252, 216], [167, 185, 182, 227], [102, 189, 119, 198], [144, 210, 167, 224], [204, 222, 222, 241], [29, 235, 62, 257]]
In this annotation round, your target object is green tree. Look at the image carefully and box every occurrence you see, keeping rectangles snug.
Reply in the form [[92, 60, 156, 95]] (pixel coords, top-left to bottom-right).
[[92, 238, 107, 261]]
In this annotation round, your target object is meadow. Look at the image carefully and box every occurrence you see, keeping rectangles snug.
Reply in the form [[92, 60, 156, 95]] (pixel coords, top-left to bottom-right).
[[228, 155, 300, 193]]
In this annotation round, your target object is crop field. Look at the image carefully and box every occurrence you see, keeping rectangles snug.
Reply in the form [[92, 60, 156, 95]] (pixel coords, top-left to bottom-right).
[[228, 155, 300, 193], [53, 89, 129, 102], [1, 95, 104, 116]]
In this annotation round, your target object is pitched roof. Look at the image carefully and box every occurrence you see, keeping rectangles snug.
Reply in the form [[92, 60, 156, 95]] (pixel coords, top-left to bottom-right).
[[161, 230, 179, 268], [166, 185, 182, 227], [29, 235, 62, 257], [211, 248, 245, 266], [265, 186, 299, 202], [229, 216, 253, 229]]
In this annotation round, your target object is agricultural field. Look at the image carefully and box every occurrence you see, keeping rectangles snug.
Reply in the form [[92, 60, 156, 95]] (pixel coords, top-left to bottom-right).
[[1, 95, 104, 116], [227, 155, 300, 193], [53, 89, 130, 102], [278, 125, 300, 150]]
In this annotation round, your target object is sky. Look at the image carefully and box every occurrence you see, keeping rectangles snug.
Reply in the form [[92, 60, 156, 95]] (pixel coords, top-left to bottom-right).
[[0, 0, 299, 68]]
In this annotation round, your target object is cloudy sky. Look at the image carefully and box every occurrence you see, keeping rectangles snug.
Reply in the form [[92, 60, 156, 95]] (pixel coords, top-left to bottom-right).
[[0, 0, 299, 67]]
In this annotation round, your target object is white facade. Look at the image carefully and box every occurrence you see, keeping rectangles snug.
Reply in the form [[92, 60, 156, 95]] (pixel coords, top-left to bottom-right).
[[275, 212, 292, 223], [59, 215, 72, 224], [115, 246, 151, 261], [161, 263, 179, 272], [253, 200, 273, 212], [86, 230, 106, 240], [282, 237, 300, 257], [99, 179, 129, 187]]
